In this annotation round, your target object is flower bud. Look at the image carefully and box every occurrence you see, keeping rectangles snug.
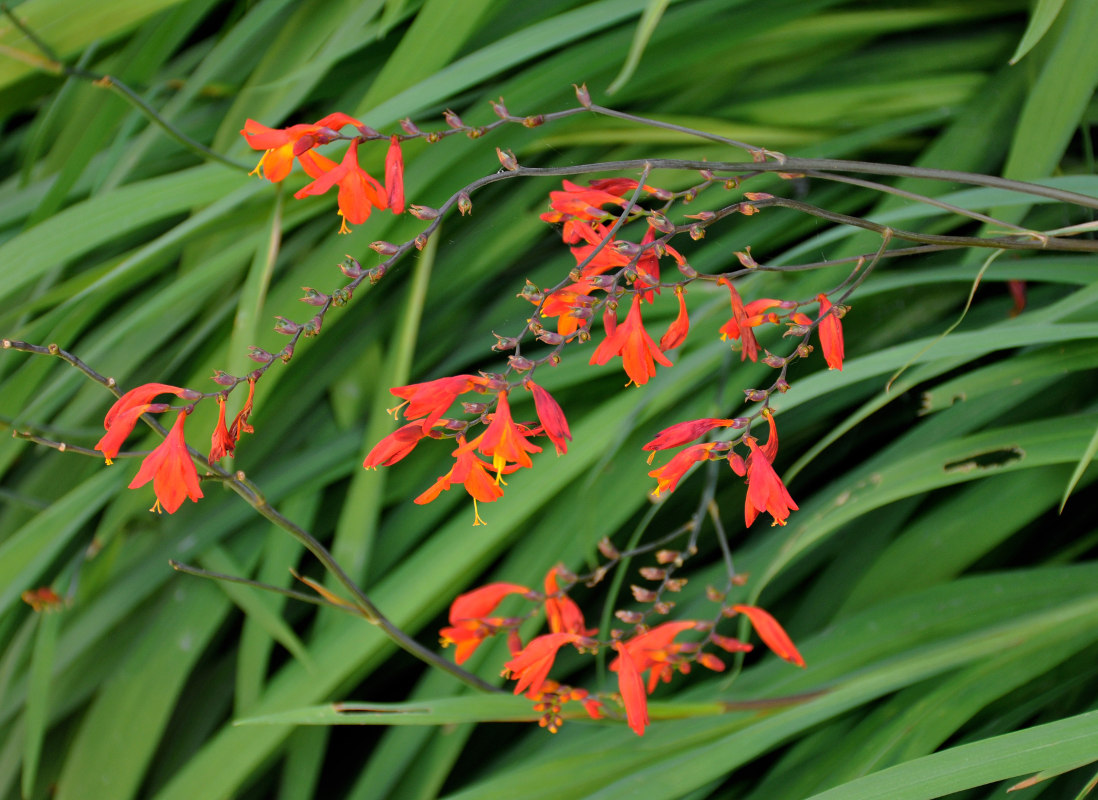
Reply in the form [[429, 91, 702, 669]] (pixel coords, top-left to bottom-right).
[[332, 287, 352, 306], [211, 370, 236, 387], [744, 192, 773, 201], [612, 240, 642, 257], [744, 388, 768, 402], [775, 378, 790, 393], [462, 401, 489, 415], [467, 126, 486, 139], [615, 610, 644, 624], [300, 287, 328, 306], [522, 114, 544, 128], [409, 204, 440, 220], [273, 316, 301, 335], [735, 248, 758, 268], [248, 347, 273, 364], [665, 578, 687, 592], [705, 585, 726, 602], [302, 314, 323, 337], [689, 224, 705, 241], [508, 355, 534, 372], [536, 330, 564, 346], [490, 97, 511, 119], [647, 212, 675, 234], [370, 240, 399, 255], [762, 352, 785, 368], [443, 109, 464, 129], [425, 131, 442, 144], [496, 147, 518, 171], [457, 192, 472, 216], [399, 118, 422, 136], [653, 601, 674, 615], [340, 256, 363, 278], [353, 122, 381, 138], [574, 84, 592, 108], [678, 261, 698, 279], [597, 537, 620, 559], [630, 585, 658, 603], [684, 210, 716, 221], [280, 344, 294, 363], [655, 549, 680, 565], [639, 567, 665, 581]]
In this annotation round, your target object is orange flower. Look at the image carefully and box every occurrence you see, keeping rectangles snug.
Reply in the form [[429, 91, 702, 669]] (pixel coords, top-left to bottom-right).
[[390, 374, 486, 433], [503, 632, 580, 697], [643, 418, 737, 458], [590, 295, 672, 386], [385, 134, 405, 214], [717, 279, 781, 362], [129, 412, 203, 514], [208, 395, 235, 463], [439, 581, 530, 664], [294, 139, 387, 233], [612, 642, 649, 736], [240, 112, 363, 182], [611, 620, 698, 694], [415, 435, 516, 524], [95, 382, 195, 462], [658, 286, 690, 351], [731, 604, 804, 667], [228, 378, 256, 442], [363, 421, 429, 468], [743, 437, 797, 527], [544, 567, 595, 636], [817, 293, 844, 370], [449, 582, 531, 622], [536, 279, 600, 336], [525, 380, 571, 456], [649, 442, 718, 497], [478, 391, 542, 478]]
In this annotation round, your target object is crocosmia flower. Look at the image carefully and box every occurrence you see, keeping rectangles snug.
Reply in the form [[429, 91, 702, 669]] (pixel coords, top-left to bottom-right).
[[659, 286, 690, 351], [643, 418, 737, 457], [208, 395, 235, 464], [363, 421, 430, 468], [817, 293, 844, 370], [96, 382, 196, 462], [590, 295, 672, 386], [294, 139, 388, 233], [649, 442, 718, 496], [240, 112, 363, 182], [731, 604, 805, 667], [612, 641, 649, 736], [742, 437, 797, 527], [439, 581, 530, 664], [544, 567, 595, 636], [390, 374, 488, 433], [478, 391, 542, 478], [415, 435, 517, 525], [525, 380, 571, 456], [717, 279, 781, 363], [129, 412, 203, 514], [503, 632, 580, 697], [385, 134, 405, 214]]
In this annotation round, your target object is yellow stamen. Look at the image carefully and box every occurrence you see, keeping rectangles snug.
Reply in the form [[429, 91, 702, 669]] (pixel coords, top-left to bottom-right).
[[472, 499, 486, 526], [249, 152, 270, 178], [338, 213, 351, 235], [149, 498, 163, 514], [104, 456, 113, 466]]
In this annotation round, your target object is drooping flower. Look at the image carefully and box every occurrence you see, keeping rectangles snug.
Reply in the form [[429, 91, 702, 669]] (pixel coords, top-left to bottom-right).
[[415, 435, 517, 524], [659, 285, 690, 351], [590, 294, 673, 386], [642, 418, 737, 459], [817, 293, 844, 371], [648, 442, 718, 497], [129, 412, 203, 514], [294, 139, 388, 233], [536, 280, 600, 336], [478, 391, 542, 479], [612, 641, 649, 736], [731, 604, 805, 667], [363, 421, 430, 468], [503, 632, 580, 697], [543, 567, 595, 636], [385, 134, 405, 214], [390, 374, 487, 433], [717, 279, 781, 363], [525, 380, 571, 456], [208, 395, 235, 463], [96, 383, 196, 462], [611, 620, 699, 694], [742, 437, 797, 527], [240, 112, 363, 182], [228, 378, 256, 442]]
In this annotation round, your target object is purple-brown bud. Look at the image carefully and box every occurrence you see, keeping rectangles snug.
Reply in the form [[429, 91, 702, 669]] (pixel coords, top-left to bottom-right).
[[522, 114, 544, 128], [507, 355, 534, 372], [647, 212, 675, 234], [273, 316, 300, 335], [536, 330, 564, 346], [409, 204, 440, 220], [443, 109, 464, 129], [490, 97, 510, 119], [457, 192, 472, 216], [615, 609, 645, 624], [248, 347, 273, 364], [339, 256, 363, 278], [462, 401, 490, 415], [211, 370, 236, 387], [414, 234, 428, 251], [399, 118, 422, 136], [597, 537, 620, 559], [744, 388, 768, 402], [639, 567, 666, 581], [630, 585, 658, 603], [574, 83, 592, 108], [496, 147, 518, 171], [493, 332, 520, 351], [655, 549, 680, 565], [370, 240, 399, 255], [300, 287, 328, 306]]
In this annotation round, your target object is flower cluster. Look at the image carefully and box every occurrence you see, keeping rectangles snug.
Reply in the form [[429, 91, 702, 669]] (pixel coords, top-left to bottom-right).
[[440, 565, 804, 736], [94, 380, 259, 513], [241, 113, 405, 233]]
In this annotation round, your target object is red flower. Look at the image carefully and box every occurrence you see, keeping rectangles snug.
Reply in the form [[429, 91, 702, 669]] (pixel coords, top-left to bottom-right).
[[611, 620, 698, 694], [129, 412, 203, 514], [503, 633, 580, 697], [95, 382, 195, 462], [544, 567, 595, 636], [590, 295, 672, 386], [717, 279, 781, 362], [648, 442, 718, 497], [294, 139, 388, 233], [385, 134, 405, 214], [478, 391, 542, 478], [228, 378, 256, 442], [659, 286, 690, 351], [415, 435, 516, 525], [537, 280, 600, 336], [612, 642, 649, 736], [240, 112, 363, 182], [364, 421, 430, 468], [208, 395, 235, 463], [439, 582, 530, 664], [390, 374, 486, 433], [731, 604, 804, 667], [743, 437, 797, 527], [642, 418, 737, 458], [817, 293, 844, 370], [525, 379, 571, 456]]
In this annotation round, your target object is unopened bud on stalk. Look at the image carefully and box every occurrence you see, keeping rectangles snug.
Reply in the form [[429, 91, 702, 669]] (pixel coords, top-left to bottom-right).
[[370, 240, 399, 255], [211, 370, 236, 387], [631, 585, 658, 603], [655, 549, 680, 565], [496, 147, 518, 171], [537, 330, 564, 346], [409, 204, 440, 220], [462, 401, 490, 415], [647, 212, 675, 234], [744, 388, 768, 402], [689, 224, 705, 240], [574, 83, 592, 108], [400, 118, 422, 135], [443, 109, 464, 129], [300, 287, 328, 306], [457, 192, 473, 216], [248, 347, 273, 364], [522, 115, 544, 128], [490, 97, 511, 119], [597, 537, 620, 559], [273, 316, 300, 335], [414, 234, 429, 251], [340, 256, 363, 278], [639, 567, 666, 581], [735, 248, 758, 268], [508, 355, 534, 372]]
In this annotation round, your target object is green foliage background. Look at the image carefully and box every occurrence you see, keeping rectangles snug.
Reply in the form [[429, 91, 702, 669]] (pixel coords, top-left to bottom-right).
[[2, 0, 1098, 798]]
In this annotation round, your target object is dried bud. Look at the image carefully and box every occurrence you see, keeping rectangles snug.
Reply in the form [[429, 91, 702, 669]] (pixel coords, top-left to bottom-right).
[[738, 204, 759, 216], [648, 186, 673, 201], [795, 343, 813, 358], [492, 332, 520, 351], [774, 378, 790, 393], [467, 126, 486, 139], [630, 585, 658, 603], [537, 330, 564, 346], [462, 401, 489, 415], [655, 549, 680, 565], [574, 83, 592, 108], [684, 210, 716, 221], [369, 267, 386, 285], [409, 204, 440, 220], [457, 192, 472, 216], [652, 601, 674, 615], [762, 352, 785, 368], [522, 114, 544, 128], [411, 234, 427, 251], [735, 248, 758, 268], [443, 109, 464, 129], [400, 118, 422, 136], [647, 212, 675, 234], [490, 97, 511, 119], [441, 418, 465, 431], [615, 609, 644, 624], [731, 573, 750, 586], [273, 316, 301, 335], [211, 370, 237, 387], [248, 347, 273, 364], [508, 355, 534, 372], [705, 585, 726, 602], [744, 388, 768, 402], [300, 287, 328, 306], [279, 344, 294, 363], [665, 578, 687, 592], [496, 147, 518, 171], [340, 256, 363, 278], [302, 314, 323, 337], [638, 567, 665, 581], [689, 224, 705, 241], [744, 192, 774, 201], [699, 168, 715, 181], [597, 537, 620, 559], [425, 131, 442, 144], [724, 177, 740, 190], [370, 240, 399, 255]]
